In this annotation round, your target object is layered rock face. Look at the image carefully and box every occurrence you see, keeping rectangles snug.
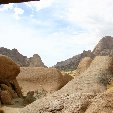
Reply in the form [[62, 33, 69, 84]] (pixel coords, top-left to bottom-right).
[[0, 55, 22, 105], [20, 56, 113, 113], [0, 47, 46, 67]]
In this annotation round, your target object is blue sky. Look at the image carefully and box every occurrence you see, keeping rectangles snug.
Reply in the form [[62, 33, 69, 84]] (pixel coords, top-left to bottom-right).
[[0, 0, 113, 66]]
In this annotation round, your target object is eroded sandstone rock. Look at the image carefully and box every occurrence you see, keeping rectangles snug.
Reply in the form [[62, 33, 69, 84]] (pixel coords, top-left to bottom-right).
[[20, 56, 113, 113]]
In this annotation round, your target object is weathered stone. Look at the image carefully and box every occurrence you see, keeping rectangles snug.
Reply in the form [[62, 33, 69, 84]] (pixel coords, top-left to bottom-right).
[[17, 67, 64, 93], [0, 47, 46, 67], [1, 84, 18, 98], [20, 56, 113, 113], [54, 50, 92, 71], [85, 88, 113, 113], [10, 79, 23, 98], [29, 54, 46, 67], [0, 55, 20, 81], [62, 73, 74, 85], [0, 90, 12, 105], [73, 57, 92, 76], [23, 91, 36, 105]]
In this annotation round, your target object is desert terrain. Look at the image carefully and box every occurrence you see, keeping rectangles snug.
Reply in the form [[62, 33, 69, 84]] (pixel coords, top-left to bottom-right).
[[0, 36, 113, 113]]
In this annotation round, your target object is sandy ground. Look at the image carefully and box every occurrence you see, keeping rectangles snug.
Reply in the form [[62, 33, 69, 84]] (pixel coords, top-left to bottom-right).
[[2, 106, 20, 113]]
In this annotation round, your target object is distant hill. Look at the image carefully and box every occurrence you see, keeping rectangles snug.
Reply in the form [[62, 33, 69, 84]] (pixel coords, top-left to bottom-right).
[[0, 47, 46, 67], [54, 36, 113, 71]]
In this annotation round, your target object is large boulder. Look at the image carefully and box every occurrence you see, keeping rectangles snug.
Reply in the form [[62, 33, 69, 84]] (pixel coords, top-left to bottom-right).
[[0, 55, 23, 99], [0, 55, 20, 81], [17, 67, 64, 94], [20, 56, 113, 113]]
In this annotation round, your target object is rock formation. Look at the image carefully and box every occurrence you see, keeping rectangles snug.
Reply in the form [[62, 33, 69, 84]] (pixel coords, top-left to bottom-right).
[[0, 54, 20, 80], [0, 47, 28, 67], [17, 67, 65, 94], [54, 36, 113, 71], [0, 55, 23, 105], [0, 47, 46, 67], [73, 57, 92, 76], [85, 88, 113, 113], [20, 56, 113, 113], [93, 36, 113, 56], [54, 50, 92, 71], [28, 54, 46, 67], [0, 0, 39, 4]]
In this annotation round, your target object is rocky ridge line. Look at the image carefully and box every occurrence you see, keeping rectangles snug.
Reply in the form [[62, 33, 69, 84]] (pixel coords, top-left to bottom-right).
[[0, 47, 46, 67]]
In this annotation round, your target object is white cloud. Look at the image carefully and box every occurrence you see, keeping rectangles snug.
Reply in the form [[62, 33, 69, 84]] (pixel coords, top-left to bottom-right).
[[25, 0, 54, 11], [13, 7, 24, 19], [0, 3, 14, 12], [1, 0, 113, 66]]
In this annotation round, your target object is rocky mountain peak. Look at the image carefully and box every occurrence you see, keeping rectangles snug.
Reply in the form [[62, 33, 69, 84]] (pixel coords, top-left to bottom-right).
[[93, 36, 113, 55], [29, 54, 46, 67], [54, 36, 113, 71], [0, 47, 46, 67]]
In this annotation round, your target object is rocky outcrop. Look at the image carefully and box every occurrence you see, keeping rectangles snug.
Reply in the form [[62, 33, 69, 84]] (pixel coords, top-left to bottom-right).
[[54, 36, 113, 71], [0, 55, 20, 81], [54, 50, 92, 71], [0, 91, 12, 105], [73, 57, 92, 76], [85, 88, 113, 113], [0, 0, 39, 4], [17, 67, 64, 94], [0, 55, 23, 105], [28, 54, 46, 67], [0, 47, 46, 67], [93, 36, 113, 56], [20, 56, 113, 113], [0, 47, 28, 67]]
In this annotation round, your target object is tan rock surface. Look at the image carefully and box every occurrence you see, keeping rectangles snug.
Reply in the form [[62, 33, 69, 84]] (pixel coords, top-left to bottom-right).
[[17, 67, 64, 94], [73, 57, 92, 76], [85, 88, 113, 113], [20, 56, 113, 113]]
